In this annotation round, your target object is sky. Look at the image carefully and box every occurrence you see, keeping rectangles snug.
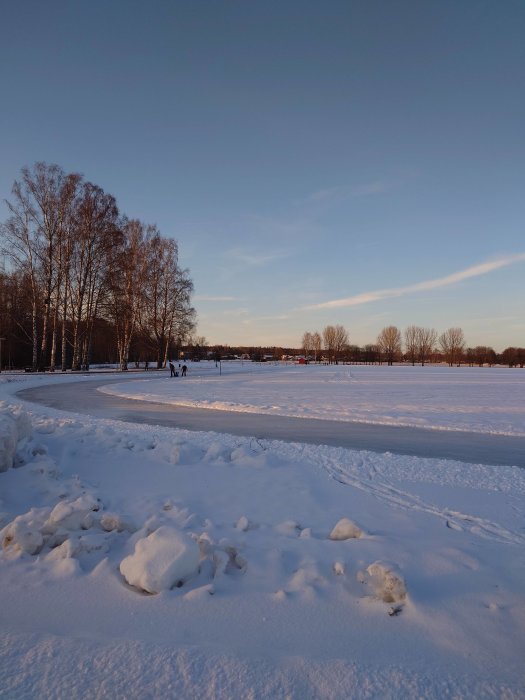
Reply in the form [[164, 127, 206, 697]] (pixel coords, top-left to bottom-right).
[[0, 0, 523, 350]]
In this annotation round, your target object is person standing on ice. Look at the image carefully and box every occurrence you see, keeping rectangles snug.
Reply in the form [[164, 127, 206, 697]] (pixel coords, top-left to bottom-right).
[[181, 364, 187, 377], [169, 362, 176, 377]]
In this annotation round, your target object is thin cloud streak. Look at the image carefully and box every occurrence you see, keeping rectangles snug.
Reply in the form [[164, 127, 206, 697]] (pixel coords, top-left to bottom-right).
[[194, 295, 237, 302], [226, 247, 290, 267], [306, 180, 389, 204], [304, 253, 525, 311]]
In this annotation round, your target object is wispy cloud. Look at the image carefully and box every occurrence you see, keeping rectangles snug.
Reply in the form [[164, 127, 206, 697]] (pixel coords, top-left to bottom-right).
[[250, 313, 290, 323], [226, 247, 290, 267], [222, 308, 249, 317], [304, 253, 525, 311], [194, 295, 237, 302]]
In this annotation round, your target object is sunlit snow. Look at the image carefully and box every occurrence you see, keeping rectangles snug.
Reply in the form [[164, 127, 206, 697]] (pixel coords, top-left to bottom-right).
[[1, 364, 524, 698], [99, 363, 525, 435]]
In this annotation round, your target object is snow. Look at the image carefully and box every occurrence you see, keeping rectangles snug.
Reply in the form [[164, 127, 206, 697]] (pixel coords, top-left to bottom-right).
[[120, 525, 201, 594], [362, 561, 407, 604], [329, 517, 364, 540], [0, 403, 32, 472], [0, 366, 524, 698], [99, 362, 525, 435]]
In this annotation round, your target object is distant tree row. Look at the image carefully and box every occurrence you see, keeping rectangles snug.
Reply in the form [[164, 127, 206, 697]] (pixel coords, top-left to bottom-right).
[[0, 162, 195, 371], [162, 340, 525, 369], [302, 325, 349, 364], [300, 324, 524, 367], [378, 325, 464, 366]]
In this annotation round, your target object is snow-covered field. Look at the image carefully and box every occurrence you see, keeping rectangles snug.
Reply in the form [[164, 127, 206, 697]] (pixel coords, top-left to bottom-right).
[[1, 367, 524, 699], [100, 362, 525, 435]]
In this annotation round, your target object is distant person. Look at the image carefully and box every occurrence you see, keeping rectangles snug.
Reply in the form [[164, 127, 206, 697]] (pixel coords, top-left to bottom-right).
[[144, 361, 149, 371], [181, 364, 187, 377], [169, 362, 176, 377]]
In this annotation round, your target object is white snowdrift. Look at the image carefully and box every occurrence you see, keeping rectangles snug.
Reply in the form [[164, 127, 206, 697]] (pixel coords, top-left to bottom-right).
[[120, 526, 200, 593], [1, 507, 46, 554], [0, 404, 32, 472], [0, 491, 132, 558], [43, 493, 100, 533]]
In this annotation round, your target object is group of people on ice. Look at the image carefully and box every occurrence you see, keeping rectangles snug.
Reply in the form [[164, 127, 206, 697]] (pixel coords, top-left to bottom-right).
[[169, 362, 187, 378]]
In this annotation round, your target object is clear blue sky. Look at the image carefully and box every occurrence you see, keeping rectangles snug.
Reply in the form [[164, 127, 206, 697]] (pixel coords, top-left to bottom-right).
[[1, 1, 523, 350]]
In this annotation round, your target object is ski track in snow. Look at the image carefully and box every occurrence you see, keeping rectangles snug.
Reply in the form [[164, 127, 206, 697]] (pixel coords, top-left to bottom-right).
[[317, 453, 525, 546]]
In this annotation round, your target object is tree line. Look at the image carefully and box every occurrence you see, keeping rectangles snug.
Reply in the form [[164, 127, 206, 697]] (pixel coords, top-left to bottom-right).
[[0, 162, 194, 371], [302, 325, 525, 368]]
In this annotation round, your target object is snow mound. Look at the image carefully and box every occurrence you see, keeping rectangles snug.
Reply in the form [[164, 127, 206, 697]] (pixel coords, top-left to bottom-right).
[[363, 561, 407, 603], [43, 494, 100, 533], [1, 508, 47, 555], [329, 517, 364, 540], [0, 405, 32, 472], [120, 525, 200, 594]]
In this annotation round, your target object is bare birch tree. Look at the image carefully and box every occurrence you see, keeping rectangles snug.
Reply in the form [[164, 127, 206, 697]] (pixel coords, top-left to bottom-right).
[[106, 219, 149, 370], [69, 182, 120, 370], [141, 233, 195, 368], [1, 163, 195, 371], [1, 181, 41, 368]]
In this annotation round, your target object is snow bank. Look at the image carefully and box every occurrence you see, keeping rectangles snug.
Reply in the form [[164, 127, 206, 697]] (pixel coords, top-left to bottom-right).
[[0, 405, 32, 472], [0, 490, 132, 562], [120, 526, 200, 593]]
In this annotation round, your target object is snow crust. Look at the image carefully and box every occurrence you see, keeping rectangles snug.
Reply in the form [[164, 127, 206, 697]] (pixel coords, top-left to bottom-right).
[[1, 370, 525, 698]]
